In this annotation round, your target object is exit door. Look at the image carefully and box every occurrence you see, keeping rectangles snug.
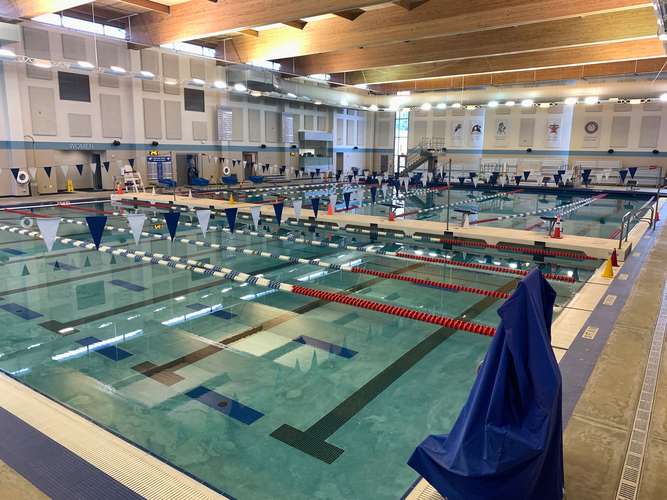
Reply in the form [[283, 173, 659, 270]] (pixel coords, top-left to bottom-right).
[[336, 152, 344, 174], [243, 152, 257, 178]]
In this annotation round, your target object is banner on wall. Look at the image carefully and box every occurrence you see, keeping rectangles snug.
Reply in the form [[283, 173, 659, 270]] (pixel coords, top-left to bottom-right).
[[582, 119, 601, 147], [282, 113, 294, 143], [494, 119, 510, 143], [217, 106, 234, 141], [469, 120, 483, 146], [546, 118, 561, 144], [451, 121, 465, 145]]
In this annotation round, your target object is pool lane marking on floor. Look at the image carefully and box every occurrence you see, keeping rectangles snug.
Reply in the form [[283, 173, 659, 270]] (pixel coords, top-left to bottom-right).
[[269, 278, 517, 464], [76, 336, 133, 361], [0, 302, 43, 320], [185, 386, 264, 425]]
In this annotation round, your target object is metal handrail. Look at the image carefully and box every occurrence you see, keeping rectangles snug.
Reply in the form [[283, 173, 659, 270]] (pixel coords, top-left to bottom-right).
[[618, 196, 656, 249]]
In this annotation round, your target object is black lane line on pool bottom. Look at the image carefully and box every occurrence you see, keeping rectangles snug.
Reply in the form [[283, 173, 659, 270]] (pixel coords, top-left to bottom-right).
[[0, 407, 142, 500], [270, 278, 518, 464]]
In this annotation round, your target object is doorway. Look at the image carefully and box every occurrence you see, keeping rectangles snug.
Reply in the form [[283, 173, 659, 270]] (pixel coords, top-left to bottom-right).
[[380, 154, 389, 173], [91, 153, 103, 190], [174, 154, 192, 186], [242, 151, 257, 178], [336, 152, 344, 174]]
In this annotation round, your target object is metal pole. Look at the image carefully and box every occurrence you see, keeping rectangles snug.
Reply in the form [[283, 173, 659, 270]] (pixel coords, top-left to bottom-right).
[[654, 166, 662, 231], [446, 158, 452, 231]]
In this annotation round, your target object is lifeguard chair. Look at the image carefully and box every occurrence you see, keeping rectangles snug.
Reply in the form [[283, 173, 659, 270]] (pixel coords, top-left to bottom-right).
[[121, 164, 145, 193]]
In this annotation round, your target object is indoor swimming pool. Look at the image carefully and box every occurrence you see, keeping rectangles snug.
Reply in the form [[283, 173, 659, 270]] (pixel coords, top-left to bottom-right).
[[0, 201, 600, 499]]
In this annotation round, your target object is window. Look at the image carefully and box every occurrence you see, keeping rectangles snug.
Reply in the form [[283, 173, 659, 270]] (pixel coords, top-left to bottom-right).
[[160, 42, 217, 59], [58, 71, 91, 102], [33, 13, 126, 39], [184, 88, 205, 112], [394, 108, 409, 174]]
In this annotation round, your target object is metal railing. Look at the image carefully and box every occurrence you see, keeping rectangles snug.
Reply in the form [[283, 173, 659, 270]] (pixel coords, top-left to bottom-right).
[[618, 196, 656, 249]]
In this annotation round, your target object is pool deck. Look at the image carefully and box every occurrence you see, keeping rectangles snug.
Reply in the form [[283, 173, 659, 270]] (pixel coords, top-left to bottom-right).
[[111, 192, 622, 261]]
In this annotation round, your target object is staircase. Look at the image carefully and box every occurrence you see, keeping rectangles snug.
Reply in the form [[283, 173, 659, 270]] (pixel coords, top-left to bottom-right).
[[401, 137, 444, 175]]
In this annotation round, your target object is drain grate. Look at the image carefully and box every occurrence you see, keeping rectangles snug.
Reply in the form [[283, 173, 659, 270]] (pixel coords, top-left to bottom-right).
[[615, 286, 667, 500]]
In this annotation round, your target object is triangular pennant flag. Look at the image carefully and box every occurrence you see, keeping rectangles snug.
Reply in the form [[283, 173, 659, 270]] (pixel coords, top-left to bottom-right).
[[61, 165, 70, 177], [10, 168, 19, 180], [311, 197, 320, 219], [381, 183, 388, 197], [329, 193, 337, 210], [28, 167, 37, 178], [251, 206, 261, 230], [628, 166, 638, 179], [619, 169, 628, 183], [89, 162, 98, 174], [44, 166, 52, 178], [472, 177, 478, 188], [103, 161, 110, 173], [109, 254, 116, 265], [523, 170, 530, 181], [53, 261, 61, 271], [84, 256, 91, 268], [36, 217, 60, 252], [163, 211, 180, 240], [293, 199, 303, 222], [128, 158, 135, 167], [343, 191, 351, 210], [76, 164, 84, 176], [196, 209, 211, 236], [225, 207, 238, 233], [85, 216, 107, 249], [273, 202, 284, 225], [126, 214, 146, 244], [21, 264, 29, 276], [370, 186, 377, 204]]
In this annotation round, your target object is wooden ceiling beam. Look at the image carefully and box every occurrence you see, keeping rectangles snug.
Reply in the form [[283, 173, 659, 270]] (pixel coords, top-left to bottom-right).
[[283, 19, 308, 30], [239, 29, 259, 37], [334, 9, 366, 21], [129, 0, 389, 46], [393, 0, 430, 10], [0, 0, 92, 19], [341, 38, 666, 85], [223, 0, 652, 62], [282, 8, 657, 75], [118, 0, 169, 14]]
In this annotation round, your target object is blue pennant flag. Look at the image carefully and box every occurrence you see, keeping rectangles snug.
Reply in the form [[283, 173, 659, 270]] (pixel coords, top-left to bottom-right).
[[628, 166, 637, 179], [582, 169, 591, 184], [225, 208, 238, 233], [85, 216, 107, 249], [514, 175, 522, 186], [523, 170, 530, 181], [311, 197, 320, 218], [103, 161, 110, 173], [343, 191, 351, 210], [163, 211, 180, 240], [348, 174, 353, 183], [619, 169, 628, 182], [76, 164, 84, 175], [458, 176, 466, 186], [10, 168, 19, 180], [273, 201, 284, 225], [553, 174, 561, 184], [44, 166, 52, 178], [128, 158, 135, 167], [370, 186, 377, 204]]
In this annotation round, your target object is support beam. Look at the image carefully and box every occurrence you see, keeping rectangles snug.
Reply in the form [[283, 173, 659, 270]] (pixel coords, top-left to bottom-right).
[[281, 8, 657, 75], [239, 29, 259, 37], [0, 0, 92, 19], [341, 38, 666, 85], [221, 0, 652, 62], [283, 19, 308, 30], [334, 9, 366, 21], [118, 0, 170, 14], [393, 0, 430, 10], [129, 0, 390, 46]]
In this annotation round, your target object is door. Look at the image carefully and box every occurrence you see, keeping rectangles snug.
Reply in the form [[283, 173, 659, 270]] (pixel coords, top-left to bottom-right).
[[91, 153, 103, 190], [175, 154, 189, 186], [242, 152, 257, 178], [186, 154, 198, 184], [336, 152, 344, 174], [380, 154, 389, 173]]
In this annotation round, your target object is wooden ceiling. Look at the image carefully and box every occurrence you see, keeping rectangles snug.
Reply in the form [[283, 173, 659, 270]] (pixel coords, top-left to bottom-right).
[[12, 0, 667, 94]]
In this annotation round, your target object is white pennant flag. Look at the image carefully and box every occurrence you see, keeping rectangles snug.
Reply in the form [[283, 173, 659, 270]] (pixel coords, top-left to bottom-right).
[[36, 217, 60, 252], [472, 177, 478, 188], [402, 177, 409, 190], [28, 167, 37, 179], [126, 214, 146, 244], [427, 172, 433, 182], [329, 193, 337, 209], [89, 162, 97, 174], [381, 183, 388, 196], [251, 206, 261, 230], [61, 165, 70, 177], [196, 209, 211, 236], [499, 175, 506, 187], [293, 199, 302, 221]]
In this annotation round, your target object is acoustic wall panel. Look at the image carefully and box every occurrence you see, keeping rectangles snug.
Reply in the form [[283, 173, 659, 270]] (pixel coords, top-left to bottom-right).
[[336, 118, 344, 145], [143, 98, 162, 139], [140, 50, 160, 93], [412, 120, 427, 142], [375, 120, 391, 148], [164, 100, 182, 140], [639, 116, 661, 148], [99, 94, 122, 138], [23, 27, 50, 59], [613, 103, 632, 112], [231, 107, 244, 141], [357, 120, 365, 146], [248, 109, 261, 142], [495, 107, 511, 115], [96, 42, 120, 88], [317, 115, 327, 131], [432, 120, 447, 138], [346, 120, 356, 145], [643, 102, 661, 112], [162, 53, 180, 95], [265, 110, 281, 142], [68, 113, 92, 137], [28, 86, 57, 136], [518, 118, 535, 147], [291, 114, 301, 133], [192, 121, 208, 141], [433, 109, 446, 117], [304, 115, 314, 130], [190, 58, 206, 80], [610, 116, 631, 148], [61, 34, 87, 61]]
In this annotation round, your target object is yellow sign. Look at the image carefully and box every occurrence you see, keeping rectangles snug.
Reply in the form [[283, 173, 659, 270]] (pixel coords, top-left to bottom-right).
[[153, 223, 163, 230], [66, 179, 74, 192], [149, 150, 159, 156]]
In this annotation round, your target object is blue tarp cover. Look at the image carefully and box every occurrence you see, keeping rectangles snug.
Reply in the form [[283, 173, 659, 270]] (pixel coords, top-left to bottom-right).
[[408, 269, 563, 500]]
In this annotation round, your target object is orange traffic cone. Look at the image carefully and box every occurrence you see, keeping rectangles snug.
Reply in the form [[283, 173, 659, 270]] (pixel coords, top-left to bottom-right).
[[327, 203, 333, 216], [115, 183, 124, 195], [611, 248, 619, 267], [552, 215, 562, 239], [656, 209, 660, 222], [389, 210, 395, 221]]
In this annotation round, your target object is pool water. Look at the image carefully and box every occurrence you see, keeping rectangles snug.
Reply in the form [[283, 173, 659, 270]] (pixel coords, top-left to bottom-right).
[[0, 202, 595, 499]]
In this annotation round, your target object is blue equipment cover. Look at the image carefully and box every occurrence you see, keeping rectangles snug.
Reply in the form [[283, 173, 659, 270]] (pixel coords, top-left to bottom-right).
[[408, 269, 563, 500]]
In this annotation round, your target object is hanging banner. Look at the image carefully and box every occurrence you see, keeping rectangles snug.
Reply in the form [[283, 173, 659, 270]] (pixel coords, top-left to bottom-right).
[[628, 167, 638, 179], [273, 202, 284, 225], [217, 106, 234, 141], [546, 118, 561, 144], [293, 199, 302, 222], [451, 121, 465, 146], [583, 119, 601, 147], [250, 206, 261, 230], [36, 217, 60, 252], [469, 120, 483, 146], [126, 214, 146, 244], [311, 197, 320, 219], [76, 164, 84, 176], [196, 209, 211, 236], [495, 119, 510, 144], [85, 216, 107, 249], [225, 207, 238, 233], [44, 166, 52, 178], [163, 211, 180, 240]]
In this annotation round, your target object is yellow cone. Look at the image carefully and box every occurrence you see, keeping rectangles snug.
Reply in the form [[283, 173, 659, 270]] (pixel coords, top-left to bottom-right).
[[601, 258, 614, 278], [229, 193, 235, 204]]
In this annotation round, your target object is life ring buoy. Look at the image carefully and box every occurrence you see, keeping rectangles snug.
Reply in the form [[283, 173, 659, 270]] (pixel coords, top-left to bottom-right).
[[21, 217, 33, 228], [16, 170, 30, 185], [223, 165, 231, 176]]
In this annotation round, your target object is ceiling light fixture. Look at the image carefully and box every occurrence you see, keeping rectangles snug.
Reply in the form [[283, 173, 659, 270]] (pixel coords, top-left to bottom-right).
[[436, 102, 447, 109], [420, 102, 432, 111], [584, 96, 599, 105], [213, 80, 227, 89], [564, 97, 578, 105], [369, 104, 379, 111], [0, 48, 16, 60], [233, 82, 247, 92], [505, 100, 515, 107], [521, 99, 534, 107], [487, 100, 499, 108]]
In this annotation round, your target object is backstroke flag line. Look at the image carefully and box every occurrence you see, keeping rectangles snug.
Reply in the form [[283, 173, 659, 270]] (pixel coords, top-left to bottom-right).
[[36, 217, 60, 252]]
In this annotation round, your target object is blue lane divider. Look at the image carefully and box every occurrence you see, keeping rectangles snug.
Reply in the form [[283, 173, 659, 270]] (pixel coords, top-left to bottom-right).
[[76, 336, 133, 361], [110, 279, 146, 292], [294, 335, 357, 359], [0, 303, 42, 320], [185, 386, 264, 425]]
